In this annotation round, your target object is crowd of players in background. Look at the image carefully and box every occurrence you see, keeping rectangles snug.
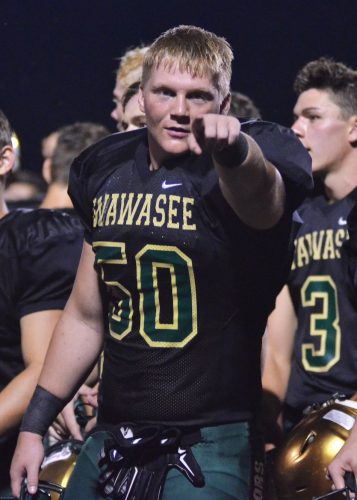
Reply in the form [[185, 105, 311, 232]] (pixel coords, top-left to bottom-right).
[[0, 29, 357, 499]]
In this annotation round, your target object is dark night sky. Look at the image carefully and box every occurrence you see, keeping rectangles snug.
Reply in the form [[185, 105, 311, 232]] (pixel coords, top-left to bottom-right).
[[0, 0, 356, 171]]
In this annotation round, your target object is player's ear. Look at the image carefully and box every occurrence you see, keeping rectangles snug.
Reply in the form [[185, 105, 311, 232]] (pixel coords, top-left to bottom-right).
[[348, 114, 357, 144], [138, 86, 145, 113], [220, 93, 231, 115], [42, 158, 52, 184], [0, 145, 15, 176]]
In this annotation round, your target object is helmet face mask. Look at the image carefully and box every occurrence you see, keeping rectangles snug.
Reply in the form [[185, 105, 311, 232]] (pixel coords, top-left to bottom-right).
[[273, 399, 357, 500]]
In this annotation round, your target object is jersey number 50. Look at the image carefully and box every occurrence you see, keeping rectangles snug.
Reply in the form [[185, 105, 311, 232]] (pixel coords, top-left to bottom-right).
[[93, 242, 198, 348]]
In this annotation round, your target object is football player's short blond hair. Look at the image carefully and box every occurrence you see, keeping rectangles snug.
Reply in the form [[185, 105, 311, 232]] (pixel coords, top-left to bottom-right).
[[142, 25, 233, 99], [117, 46, 149, 89]]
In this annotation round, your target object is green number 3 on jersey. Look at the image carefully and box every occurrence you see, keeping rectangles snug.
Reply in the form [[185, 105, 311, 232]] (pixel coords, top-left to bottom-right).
[[301, 275, 341, 372]]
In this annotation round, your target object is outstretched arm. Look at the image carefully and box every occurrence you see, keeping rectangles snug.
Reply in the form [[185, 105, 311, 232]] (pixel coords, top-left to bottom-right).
[[188, 114, 286, 229], [11, 241, 105, 497]]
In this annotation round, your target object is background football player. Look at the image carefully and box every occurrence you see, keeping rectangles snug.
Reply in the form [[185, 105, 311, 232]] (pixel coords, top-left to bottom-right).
[[262, 58, 357, 442], [111, 45, 148, 131], [0, 115, 108, 495]]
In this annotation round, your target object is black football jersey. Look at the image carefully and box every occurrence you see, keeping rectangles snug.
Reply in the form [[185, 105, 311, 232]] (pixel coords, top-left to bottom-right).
[[0, 209, 83, 394], [69, 122, 312, 427], [286, 190, 357, 413]]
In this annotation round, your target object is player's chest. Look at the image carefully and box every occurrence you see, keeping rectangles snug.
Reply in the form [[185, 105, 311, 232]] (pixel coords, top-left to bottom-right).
[[291, 201, 352, 273], [90, 164, 226, 249]]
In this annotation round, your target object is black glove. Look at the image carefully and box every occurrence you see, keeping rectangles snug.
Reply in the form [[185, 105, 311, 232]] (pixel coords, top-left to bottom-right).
[[97, 424, 205, 500]]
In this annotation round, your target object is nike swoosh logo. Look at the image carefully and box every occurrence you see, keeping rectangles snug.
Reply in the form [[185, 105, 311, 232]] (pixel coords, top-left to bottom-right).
[[162, 180, 182, 189], [178, 448, 194, 476], [338, 217, 347, 226]]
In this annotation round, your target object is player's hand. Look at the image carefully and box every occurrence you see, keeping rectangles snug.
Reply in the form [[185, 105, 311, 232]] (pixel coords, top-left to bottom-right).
[[48, 383, 98, 442], [78, 382, 99, 408], [188, 114, 241, 157], [49, 399, 82, 442], [327, 438, 357, 493], [84, 416, 98, 434], [10, 431, 44, 497]]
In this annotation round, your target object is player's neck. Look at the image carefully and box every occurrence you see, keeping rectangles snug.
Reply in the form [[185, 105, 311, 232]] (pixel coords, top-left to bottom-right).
[[40, 183, 73, 209], [323, 153, 357, 202], [0, 185, 8, 219], [324, 171, 357, 202]]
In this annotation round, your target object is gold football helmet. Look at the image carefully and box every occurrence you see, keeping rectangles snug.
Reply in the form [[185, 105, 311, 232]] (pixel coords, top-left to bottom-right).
[[273, 399, 357, 500], [20, 440, 82, 499]]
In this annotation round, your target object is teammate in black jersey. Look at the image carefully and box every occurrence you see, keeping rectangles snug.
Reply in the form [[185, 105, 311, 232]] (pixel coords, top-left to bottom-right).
[[11, 26, 312, 500], [0, 115, 108, 494], [40, 122, 109, 444], [262, 59, 357, 444]]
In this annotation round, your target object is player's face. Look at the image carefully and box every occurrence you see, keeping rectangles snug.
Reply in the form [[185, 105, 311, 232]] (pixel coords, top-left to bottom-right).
[[122, 93, 146, 132], [139, 63, 222, 169], [292, 88, 351, 174], [41, 132, 59, 161], [111, 78, 125, 131], [41, 131, 59, 184], [112, 66, 144, 132]]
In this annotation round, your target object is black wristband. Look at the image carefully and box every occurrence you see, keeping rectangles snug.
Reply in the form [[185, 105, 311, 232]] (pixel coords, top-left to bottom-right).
[[20, 385, 65, 437], [213, 133, 249, 168]]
